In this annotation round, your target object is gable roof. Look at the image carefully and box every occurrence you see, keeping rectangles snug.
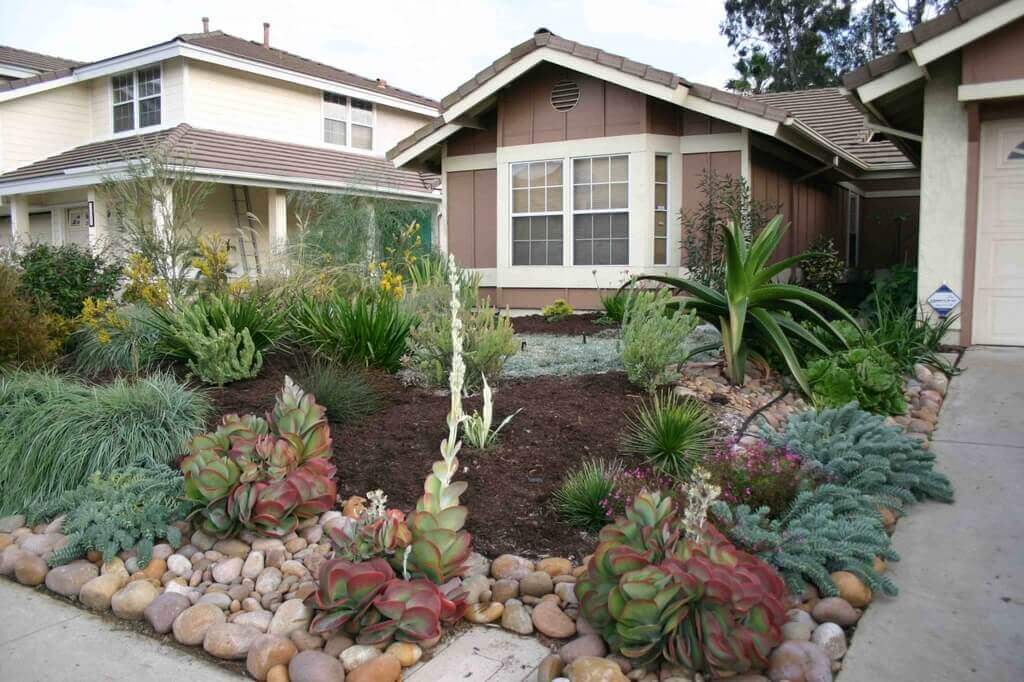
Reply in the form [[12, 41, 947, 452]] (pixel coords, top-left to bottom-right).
[[0, 124, 440, 199], [0, 30, 438, 111], [0, 45, 82, 73]]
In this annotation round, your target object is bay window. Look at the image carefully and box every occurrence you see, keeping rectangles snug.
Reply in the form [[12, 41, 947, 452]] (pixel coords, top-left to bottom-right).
[[572, 155, 629, 265], [112, 66, 161, 133], [511, 161, 564, 265]]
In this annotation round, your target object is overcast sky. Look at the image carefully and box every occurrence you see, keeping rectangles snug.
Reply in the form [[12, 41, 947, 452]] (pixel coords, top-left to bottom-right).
[[0, 0, 737, 101]]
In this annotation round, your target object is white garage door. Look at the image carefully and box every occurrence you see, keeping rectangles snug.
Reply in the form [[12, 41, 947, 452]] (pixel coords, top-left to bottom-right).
[[974, 118, 1024, 345]]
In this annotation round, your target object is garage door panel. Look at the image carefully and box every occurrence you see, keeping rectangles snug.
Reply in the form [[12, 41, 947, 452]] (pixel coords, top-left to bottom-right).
[[979, 295, 1024, 345], [978, 238, 1024, 288]]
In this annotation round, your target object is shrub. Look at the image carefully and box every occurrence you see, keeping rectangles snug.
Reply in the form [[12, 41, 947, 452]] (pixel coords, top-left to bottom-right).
[[553, 459, 622, 531], [576, 490, 787, 676], [190, 234, 234, 296], [799, 236, 845, 298], [461, 376, 519, 450], [597, 288, 630, 324], [807, 346, 906, 415], [704, 441, 806, 517], [181, 376, 337, 537], [600, 465, 681, 519], [864, 295, 959, 375], [0, 371, 210, 514], [14, 243, 122, 318], [621, 288, 699, 391], [293, 358, 379, 425], [861, 264, 917, 319], [542, 298, 573, 322], [0, 265, 62, 367], [30, 465, 192, 566], [767, 402, 954, 513], [122, 254, 170, 308], [621, 392, 715, 478], [712, 484, 899, 597], [292, 289, 414, 372], [150, 292, 285, 361], [71, 303, 161, 376]]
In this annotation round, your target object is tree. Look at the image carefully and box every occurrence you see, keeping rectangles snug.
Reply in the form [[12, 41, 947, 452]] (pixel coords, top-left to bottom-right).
[[725, 47, 773, 93], [888, 0, 960, 27], [829, 0, 902, 75]]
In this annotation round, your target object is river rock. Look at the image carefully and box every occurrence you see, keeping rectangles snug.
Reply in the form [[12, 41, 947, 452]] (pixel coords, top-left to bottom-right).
[[167, 553, 192, 576], [111, 580, 160, 620], [465, 601, 504, 624], [204, 622, 262, 659], [463, 574, 492, 604], [782, 622, 812, 641], [290, 650, 346, 682], [45, 560, 98, 598], [0, 515, 25, 533], [79, 572, 127, 611], [537, 557, 573, 577], [811, 622, 847, 660], [173, 603, 226, 645], [269, 598, 312, 636], [501, 598, 533, 635], [214, 538, 251, 558], [811, 598, 861, 627], [243, 551, 265, 580], [257, 567, 284, 594], [829, 572, 872, 608], [247, 634, 298, 680], [521, 571, 554, 597], [492, 578, 520, 603], [213, 556, 244, 584], [555, 582, 578, 605], [564, 656, 628, 682], [768, 640, 833, 682], [538, 654, 565, 682], [14, 552, 48, 586], [19, 532, 66, 557], [492, 554, 534, 580], [0, 546, 25, 576], [462, 552, 491, 578], [559, 634, 607, 664], [144, 592, 191, 634], [533, 600, 576, 638], [341, 644, 380, 671], [349, 653, 401, 682], [267, 664, 289, 682], [234, 610, 273, 631], [386, 642, 422, 667], [200, 591, 232, 610], [324, 633, 354, 657], [290, 628, 324, 652]]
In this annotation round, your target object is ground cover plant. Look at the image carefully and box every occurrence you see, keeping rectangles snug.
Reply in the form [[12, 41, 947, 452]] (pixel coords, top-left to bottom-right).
[[620, 288, 700, 391], [621, 392, 715, 478], [704, 440, 806, 517], [503, 334, 622, 378], [808, 344, 907, 415], [0, 370, 210, 514]]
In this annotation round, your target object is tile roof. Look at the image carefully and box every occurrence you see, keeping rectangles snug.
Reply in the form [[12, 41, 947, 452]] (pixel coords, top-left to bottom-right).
[[751, 88, 909, 166], [0, 45, 82, 73], [0, 124, 440, 197], [843, 0, 1012, 89]]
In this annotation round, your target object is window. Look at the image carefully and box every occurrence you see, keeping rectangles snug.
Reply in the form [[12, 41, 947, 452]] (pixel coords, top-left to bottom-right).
[[573, 155, 628, 265], [654, 155, 668, 265], [112, 66, 161, 133], [323, 93, 374, 150], [846, 192, 860, 267], [511, 161, 563, 265]]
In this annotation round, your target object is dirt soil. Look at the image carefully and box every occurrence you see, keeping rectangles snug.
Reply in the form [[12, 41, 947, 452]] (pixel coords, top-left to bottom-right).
[[511, 313, 615, 337], [209, 356, 644, 561]]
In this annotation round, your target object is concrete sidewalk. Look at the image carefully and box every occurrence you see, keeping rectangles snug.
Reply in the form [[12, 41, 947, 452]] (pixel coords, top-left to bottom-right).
[[841, 346, 1024, 681]]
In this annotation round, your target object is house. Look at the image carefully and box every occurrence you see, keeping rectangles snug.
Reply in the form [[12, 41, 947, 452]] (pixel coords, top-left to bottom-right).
[[0, 20, 440, 274], [0, 46, 81, 82], [844, 0, 1024, 346], [388, 29, 922, 310]]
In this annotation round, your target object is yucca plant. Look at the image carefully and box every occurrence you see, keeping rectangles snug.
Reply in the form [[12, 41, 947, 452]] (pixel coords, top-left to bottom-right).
[[635, 216, 859, 394], [461, 376, 520, 450], [621, 393, 715, 479]]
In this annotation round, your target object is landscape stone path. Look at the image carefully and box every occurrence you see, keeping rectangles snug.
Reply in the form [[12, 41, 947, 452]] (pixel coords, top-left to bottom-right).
[[842, 346, 1024, 681]]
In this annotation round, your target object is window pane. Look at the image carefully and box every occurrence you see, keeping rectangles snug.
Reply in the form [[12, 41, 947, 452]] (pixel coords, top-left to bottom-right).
[[574, 239, 592, 265], [592, 183, 609, 210], [350, 98, 373, 125], [513, 242, 530, 265], [593, 239, 611, 265], [591, 156, 609, 183], [573, 185, 590, 210], [547, 187, 562, 211], [654, 184, 667, 210], [352, 124, 373, 150], [512, 189, 529, 213], [655, 155, 667, 183], [609, 155, 628, 182], [112, 74, 133, 104], [324, 118, 347, 145], [546, 161, 563, 185], [610, 182, 628, 209], [655, 211, 667, 236], [324, 92, 346, 105], [324, 102, 347, 121], [530, 242, 547, 264], [139, 97, 161, 127], [113, 102, 134, 132], [611, 213, 629, 238], [574, 158, 591, 184], [529, 188, 546, 213], [548, 241, 563, 265], [513, 217, 529, 240], [611, 239, 629, 264], [530, 218, 547, 240], [654, 238, 667, 264], [529, 162, 546, 186], [512, 164, 530, 188], [593, 214, 610, 238], [137, 67, 161, 97], [574, 214, 592, 239], [548, 215, 563, 237]]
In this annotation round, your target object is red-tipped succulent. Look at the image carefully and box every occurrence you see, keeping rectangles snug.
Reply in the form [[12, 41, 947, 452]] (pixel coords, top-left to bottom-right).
[[308, 558, 394, 635]]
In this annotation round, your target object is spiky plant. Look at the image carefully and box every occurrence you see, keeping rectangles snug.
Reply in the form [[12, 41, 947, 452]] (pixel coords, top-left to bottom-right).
[[553, 459, 622, 531], [621, 393, 716, 479], [293, 358, 380, 425]]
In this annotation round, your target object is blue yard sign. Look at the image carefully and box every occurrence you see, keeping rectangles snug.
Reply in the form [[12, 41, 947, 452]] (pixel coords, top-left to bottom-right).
[[926, 284, 961, 318]]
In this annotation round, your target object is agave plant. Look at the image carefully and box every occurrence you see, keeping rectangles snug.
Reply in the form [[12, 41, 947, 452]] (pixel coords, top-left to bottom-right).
[[634, 216, 859, 394], [308, 558, 394, 634], [576, 490, 787, 676]]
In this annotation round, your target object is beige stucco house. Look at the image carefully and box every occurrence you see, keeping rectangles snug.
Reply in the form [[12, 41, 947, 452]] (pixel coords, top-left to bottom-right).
[[388, 29, 923, 310], [845, 0, 1024, 346], [0, 21, 440, 274]]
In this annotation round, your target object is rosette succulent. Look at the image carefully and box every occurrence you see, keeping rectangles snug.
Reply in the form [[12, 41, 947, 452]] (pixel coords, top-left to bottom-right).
[[308, 558, 394, 634]]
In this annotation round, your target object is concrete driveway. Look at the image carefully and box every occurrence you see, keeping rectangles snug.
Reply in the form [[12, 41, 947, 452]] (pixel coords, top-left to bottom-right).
[[841, 346, 1024, 681]]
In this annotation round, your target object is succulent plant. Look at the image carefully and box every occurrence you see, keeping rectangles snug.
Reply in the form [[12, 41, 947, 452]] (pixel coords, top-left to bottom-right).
[[576, 491, 787, 677], [327, 503, 413, 562], [308, 558, 394, 635], [357, 579, 446, 644], [402, 508, 472, 584]]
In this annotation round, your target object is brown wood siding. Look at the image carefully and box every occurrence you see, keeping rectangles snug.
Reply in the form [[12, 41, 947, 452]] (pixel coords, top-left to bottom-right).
[[446, 169, 497, 268], [962, 17, 1024, 85], [860, 195, 919, 268], [478, 287, 604, 310], [446, 111, 497, 157], [680, 151, 742, 262], [855, 176, 920, 192]]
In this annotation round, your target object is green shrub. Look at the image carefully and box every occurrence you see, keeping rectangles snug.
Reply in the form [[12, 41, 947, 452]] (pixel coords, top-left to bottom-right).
[[0, 265, 61, 367], [799, 236, 845, 298], [621, 392, 715, 479], [15, 243, 122, 318], [808, 345, 906, 415], [553, 458, 621, 531], [766, 402, 954, 513], [864, 296, 959, 375], [149, 292, 284, 361], [621, 288, 699, 391], [294, 358, 380, 425], [705, 440, 807, 518], [70, 303, 161, 376], [30, 466, 192, 566], [598, 289, 630, 324], [292, 289, 414, 372], [184, 321, 263, 385], [860, 264, 917, 320], [0, 371, 210, 513], [541, 298, 573, 322], [712, 484, 899, 597]]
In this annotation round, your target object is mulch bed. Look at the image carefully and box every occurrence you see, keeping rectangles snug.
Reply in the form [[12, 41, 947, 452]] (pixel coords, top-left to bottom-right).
[[209, 355, 644, 560], [511, 313, 615, 336]]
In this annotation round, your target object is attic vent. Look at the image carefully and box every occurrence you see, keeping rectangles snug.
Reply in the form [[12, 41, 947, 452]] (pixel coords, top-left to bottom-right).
[[551, 80, 581, 112]]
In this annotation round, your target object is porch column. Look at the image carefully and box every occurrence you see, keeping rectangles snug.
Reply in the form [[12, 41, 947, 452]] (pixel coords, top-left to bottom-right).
[[87, 189, 110, 253], [268, 188, 288, 270], [51, 207, 66, 246], [9, 195, 30, 252], [152, 184, 174, 275]]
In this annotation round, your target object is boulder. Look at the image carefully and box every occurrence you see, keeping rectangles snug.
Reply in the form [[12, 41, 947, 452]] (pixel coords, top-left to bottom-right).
[[247, 634, 298, 680], [289, 650, 346, 682], [173, 603, 226, 646], [45, 560, 98, 598], [144, 592, 192, 634]]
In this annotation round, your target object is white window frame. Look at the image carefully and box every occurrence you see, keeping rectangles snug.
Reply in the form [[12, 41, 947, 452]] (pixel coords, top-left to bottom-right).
[[653, 153, 669, 265], [509, 159, 565, 266], [110, 64, 162, 135], [322, 91, 376, 151], [571, 153, 630, 266]]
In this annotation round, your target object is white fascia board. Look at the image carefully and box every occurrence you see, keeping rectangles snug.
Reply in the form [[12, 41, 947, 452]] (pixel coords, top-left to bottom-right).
[[857, 62, 927, 104], [679, 132, 746, 154], [680, 96, 781, 137], [391, 123, 462, 168], [444, 153, 497, 172], [912, 0, 1024, 66], [958, 78, 1024, 101]]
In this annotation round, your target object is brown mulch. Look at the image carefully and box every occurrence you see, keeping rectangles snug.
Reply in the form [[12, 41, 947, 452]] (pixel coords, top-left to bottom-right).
[[511, 312, 615, 336], [208, 357, 644, 561]]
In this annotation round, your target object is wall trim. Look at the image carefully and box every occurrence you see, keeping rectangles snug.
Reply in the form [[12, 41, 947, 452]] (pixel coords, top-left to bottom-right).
[[912, 0, 1024, 67], [862, 189, 920, 198], [444, 152, 497, 172], [679, 133, 745, 154], [958, 78, 1024, 102], [856, 62, 927, 104], [961, 103, 981, 346]]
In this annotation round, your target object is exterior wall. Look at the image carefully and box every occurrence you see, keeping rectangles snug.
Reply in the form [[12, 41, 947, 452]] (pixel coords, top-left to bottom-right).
[[860, 195, 919, 268], [447, 112, 498, 157], [478, 286, 603, 310], [962, 17, 1024, 84], [0, 81, 92, 173], [919, 55, 969, 335], [446, 169, 497, 268]]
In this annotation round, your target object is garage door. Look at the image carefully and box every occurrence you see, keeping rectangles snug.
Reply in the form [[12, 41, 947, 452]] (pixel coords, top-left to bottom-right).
[[974, 118, 1024, 345]]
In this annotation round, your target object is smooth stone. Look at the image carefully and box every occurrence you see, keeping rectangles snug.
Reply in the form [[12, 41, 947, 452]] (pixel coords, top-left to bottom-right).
[[555, 582, 578, 605], [19, 532, 66, 557], [45, 560, 98, 597], [290, 629, 324, 652], [492, 554, 534, 580], [782, 622, 813, 641], [267, 664, 289, 682], [243, 551, 266, 579], [537, 558, 573, 578], [538, 654, 565, 682], [559, 634, 607, 664], [204, 622, 262, 659], [324, 634, 355, 657], [349, 654, 401, 682], [234, 610, 273, 632], [0, 515, 25, 533], [385, 642, 422, 667], [142, 557, 166, 580], [501, 598, 533, 635], [768, 640, 833, 682], [145, 592, 192, 634], [214, 538, 252, 558], [464, 601, 504, 624], [521, 571, 554, 597], [811, 598, 862, 627], [462, 574, 492, 604], [281, 560, 307, 578], [341, 644, 380, 672], [533, 600, 576, 638], [564, 656, 628, 682], [290, 650, 345, 682], [111, 580, 160, 620], [247, 634, 299, 680], [0, 547, 26, 577], [101, 557, 129, 579], [492, 578, 520, 603], [787, 609, 816, 628], [462, 552, 491, 579], [191, 530, 216, 551], [200, 592, 233, 610], [167, 553, 192, 576], [14, 553, 49, 588], [811, 622, 847, 660], [269, 598, 312, 636], [213, 556, 244, 584], [79, 572, 128, 611], [173, 603, 226, 646], [829, 572, 872, 608], [257, 567, 284, 594]]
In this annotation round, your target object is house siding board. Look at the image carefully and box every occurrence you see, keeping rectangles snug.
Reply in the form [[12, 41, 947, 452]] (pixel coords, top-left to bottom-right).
[[860, 195, 920, 268], [446, 168, 496, 269], [479, 287, 604, 310], [962, 17, 1024, 83], [0, 81, 92, 173], [680, 150, 742, 262], [446, 112, 497, 156]]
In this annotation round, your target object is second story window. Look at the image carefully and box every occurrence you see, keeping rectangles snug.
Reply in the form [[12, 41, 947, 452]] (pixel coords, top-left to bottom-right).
[[323, 93, 374, 151], [112, 66, 161, 133]]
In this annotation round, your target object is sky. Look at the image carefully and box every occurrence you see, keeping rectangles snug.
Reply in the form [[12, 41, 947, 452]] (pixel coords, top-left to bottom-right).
[[0, 0, 738, 101]]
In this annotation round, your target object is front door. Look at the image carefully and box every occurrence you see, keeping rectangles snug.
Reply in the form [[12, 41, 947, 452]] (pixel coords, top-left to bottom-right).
[[65, 207, 90, 247], [974, 118, 1024, 345]]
